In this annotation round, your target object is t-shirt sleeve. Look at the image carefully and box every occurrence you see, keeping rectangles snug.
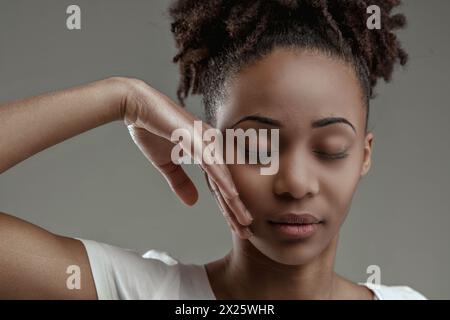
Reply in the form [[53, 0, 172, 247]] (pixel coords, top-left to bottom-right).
[[363, 282, 428, 300], [386, 286, 428, 300], [76, 238, 181, 300]]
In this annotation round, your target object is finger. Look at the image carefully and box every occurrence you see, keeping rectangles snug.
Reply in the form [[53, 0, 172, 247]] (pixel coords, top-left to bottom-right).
[[184, 121, 241, 204], [214, 187, 253, 239], [201, 162, 253, 225], [157, 161, 198, 206], [218, 180, 253, 226], [209, 179, 254, 239], [196, 139, 238, 200]]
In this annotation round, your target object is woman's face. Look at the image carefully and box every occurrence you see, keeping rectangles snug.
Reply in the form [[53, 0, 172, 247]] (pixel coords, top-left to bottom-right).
[[214, 47, 374, 265]]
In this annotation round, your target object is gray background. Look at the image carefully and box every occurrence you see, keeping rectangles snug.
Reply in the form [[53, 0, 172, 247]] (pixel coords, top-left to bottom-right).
[[0, 0, 449, 299]]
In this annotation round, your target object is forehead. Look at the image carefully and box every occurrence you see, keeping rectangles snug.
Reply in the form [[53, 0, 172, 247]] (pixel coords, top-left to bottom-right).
[[216, 48, 365, 132]]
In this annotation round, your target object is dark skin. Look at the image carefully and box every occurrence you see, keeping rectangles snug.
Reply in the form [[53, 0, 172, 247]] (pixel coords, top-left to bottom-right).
[[0, 48, 373, 299], [205, 47, 375, 299]]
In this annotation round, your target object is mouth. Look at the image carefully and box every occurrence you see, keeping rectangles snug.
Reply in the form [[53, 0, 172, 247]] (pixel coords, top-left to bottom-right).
[[268, 213, 323, 239]]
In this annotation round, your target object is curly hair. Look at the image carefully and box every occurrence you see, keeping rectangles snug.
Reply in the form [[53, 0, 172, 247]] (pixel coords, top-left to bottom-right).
[[168, 0, 408, 127]]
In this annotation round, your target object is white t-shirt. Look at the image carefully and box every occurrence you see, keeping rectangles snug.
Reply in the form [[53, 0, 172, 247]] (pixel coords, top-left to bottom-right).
[[77, 238, 427, 300]]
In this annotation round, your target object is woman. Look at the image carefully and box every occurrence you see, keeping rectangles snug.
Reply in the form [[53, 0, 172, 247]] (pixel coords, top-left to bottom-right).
[[0, 0, 426, 299]]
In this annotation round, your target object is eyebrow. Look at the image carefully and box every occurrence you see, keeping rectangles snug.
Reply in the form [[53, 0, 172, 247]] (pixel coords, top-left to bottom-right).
[[230, 114, 282, 128], [311, 117, 356, 133], [230, 114, 356, 133]]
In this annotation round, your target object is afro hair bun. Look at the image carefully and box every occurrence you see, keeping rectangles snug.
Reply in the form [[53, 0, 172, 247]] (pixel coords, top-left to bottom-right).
[[169, 0, 408, 109]]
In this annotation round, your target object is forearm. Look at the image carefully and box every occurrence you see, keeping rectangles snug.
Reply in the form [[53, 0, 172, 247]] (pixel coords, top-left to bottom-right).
[[0, 77, 129, 174]]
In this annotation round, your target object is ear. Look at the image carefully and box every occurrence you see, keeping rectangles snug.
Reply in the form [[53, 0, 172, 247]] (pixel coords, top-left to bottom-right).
[[361, 132, 374, 177]]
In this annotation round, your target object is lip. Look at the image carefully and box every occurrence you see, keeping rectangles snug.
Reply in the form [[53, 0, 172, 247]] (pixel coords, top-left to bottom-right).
[[269, 213, 322, 224], [268, 213, 322, 239]]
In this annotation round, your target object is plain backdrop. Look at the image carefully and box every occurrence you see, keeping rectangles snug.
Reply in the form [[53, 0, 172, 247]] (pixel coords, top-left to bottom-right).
[[1, 0, 449, 299]]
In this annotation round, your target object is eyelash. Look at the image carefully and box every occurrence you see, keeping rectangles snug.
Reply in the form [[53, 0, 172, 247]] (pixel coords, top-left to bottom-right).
[[243, 148, 348, 162], [314, 151, 349, 161]]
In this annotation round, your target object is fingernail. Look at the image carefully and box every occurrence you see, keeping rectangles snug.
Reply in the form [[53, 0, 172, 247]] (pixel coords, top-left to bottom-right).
[[245, 209, 253, 222], [244, 229, 254, 239]]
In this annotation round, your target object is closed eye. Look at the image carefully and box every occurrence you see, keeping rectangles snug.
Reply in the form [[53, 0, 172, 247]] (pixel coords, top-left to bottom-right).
[[314, 150, 349, 160]]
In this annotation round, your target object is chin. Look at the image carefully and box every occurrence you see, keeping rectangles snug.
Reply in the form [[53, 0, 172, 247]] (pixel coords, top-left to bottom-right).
[[249, 235, 326, 266]]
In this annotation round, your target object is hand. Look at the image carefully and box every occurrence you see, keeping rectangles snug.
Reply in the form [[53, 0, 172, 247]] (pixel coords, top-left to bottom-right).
[[120, 78, 253, 239]]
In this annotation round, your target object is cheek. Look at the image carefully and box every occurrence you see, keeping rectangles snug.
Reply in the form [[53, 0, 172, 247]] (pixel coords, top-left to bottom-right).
[[319, 153, 363, 220]]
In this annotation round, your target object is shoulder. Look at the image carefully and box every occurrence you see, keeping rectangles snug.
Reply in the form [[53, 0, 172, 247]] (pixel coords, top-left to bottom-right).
[[359, 282, 428, 300], [76, 238, 181, 299]]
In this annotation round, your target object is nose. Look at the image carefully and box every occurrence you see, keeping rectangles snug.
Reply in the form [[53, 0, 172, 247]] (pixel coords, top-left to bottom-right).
[[273, 148, 320, 200]]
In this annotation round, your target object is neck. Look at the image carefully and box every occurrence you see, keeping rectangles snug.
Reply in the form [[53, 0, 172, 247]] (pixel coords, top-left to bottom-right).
[[212, 233, 341, 300]]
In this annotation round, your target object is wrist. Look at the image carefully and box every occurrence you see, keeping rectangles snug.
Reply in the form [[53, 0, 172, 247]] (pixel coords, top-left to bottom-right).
[[101, 76, 140, 122]]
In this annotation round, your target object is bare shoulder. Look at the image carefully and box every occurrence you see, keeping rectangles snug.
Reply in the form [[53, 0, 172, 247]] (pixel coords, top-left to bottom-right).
[[0, 211, 97, 299], [334, 275, 375, 300]]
